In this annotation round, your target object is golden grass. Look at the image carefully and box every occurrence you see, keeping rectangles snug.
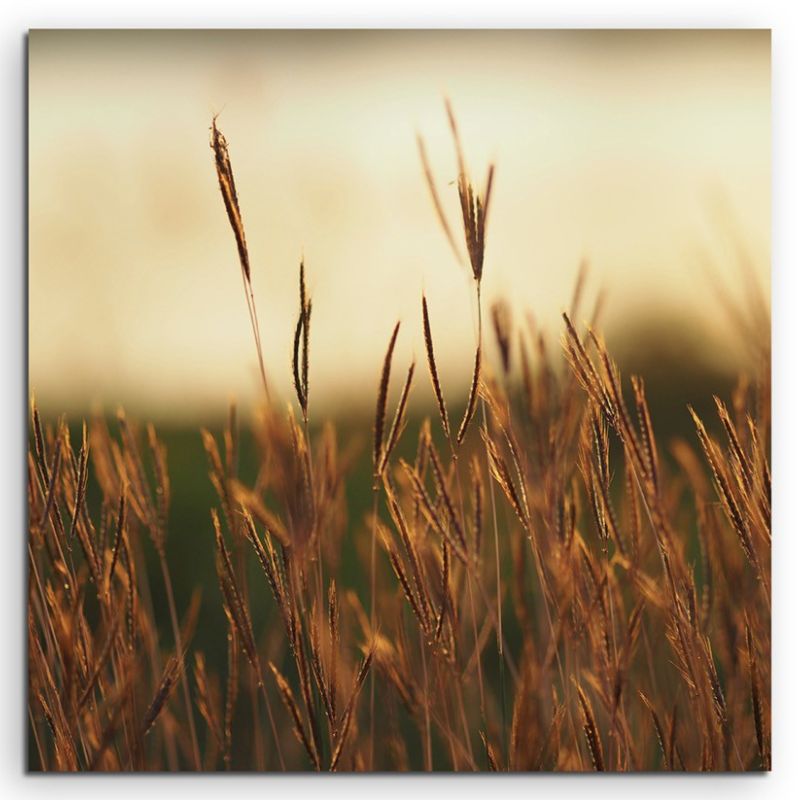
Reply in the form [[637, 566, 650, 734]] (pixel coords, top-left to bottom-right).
[[26, 105, 770, 772]]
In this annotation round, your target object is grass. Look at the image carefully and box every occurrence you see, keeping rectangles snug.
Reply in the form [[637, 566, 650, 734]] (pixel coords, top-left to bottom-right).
[[27, 104, 770, 772]]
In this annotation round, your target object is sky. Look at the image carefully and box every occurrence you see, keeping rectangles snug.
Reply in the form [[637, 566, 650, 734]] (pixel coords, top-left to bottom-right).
[[28, 30, 770, 420]]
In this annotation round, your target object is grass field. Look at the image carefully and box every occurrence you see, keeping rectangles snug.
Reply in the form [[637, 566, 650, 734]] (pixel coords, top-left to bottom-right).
[[27, 109, 770, 772]]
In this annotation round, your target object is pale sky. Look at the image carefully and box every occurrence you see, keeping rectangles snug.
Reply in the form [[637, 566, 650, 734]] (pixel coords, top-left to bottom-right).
[[29, 30, 770, 420]]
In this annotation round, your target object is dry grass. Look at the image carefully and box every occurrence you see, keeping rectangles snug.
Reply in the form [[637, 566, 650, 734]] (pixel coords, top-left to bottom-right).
[[27, 105, 770, 772]]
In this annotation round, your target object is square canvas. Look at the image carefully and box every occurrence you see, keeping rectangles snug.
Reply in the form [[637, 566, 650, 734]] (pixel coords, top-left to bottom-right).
[[27, 29, 770, 772]]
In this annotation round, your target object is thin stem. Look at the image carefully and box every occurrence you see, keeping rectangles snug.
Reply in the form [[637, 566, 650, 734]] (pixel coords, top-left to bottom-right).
[[476, 285, 503, 657], [475, 281, 507, 754], [368, 487, 379, 770], [258, 678, 287, 770], [239, 267, 270, 407], [419, 627, 433, 771], [158, 556, 202, 770], [445, 434, 485, 742]]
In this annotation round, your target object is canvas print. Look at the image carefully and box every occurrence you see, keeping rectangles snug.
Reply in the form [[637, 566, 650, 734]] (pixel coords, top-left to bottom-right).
[[27, 30, 770, 772]]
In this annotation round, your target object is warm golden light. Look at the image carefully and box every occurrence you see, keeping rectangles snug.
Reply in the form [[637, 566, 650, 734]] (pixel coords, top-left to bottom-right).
[[29, 30, 770, 418]]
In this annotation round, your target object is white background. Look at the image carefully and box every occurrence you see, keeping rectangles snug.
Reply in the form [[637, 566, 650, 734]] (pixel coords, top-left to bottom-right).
[[2, 1, 798, 798]]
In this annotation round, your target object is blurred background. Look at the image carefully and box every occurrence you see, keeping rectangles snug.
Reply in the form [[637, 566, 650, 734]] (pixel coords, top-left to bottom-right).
[[27, 32, 771, 767], [29, 29, 770, 423]]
